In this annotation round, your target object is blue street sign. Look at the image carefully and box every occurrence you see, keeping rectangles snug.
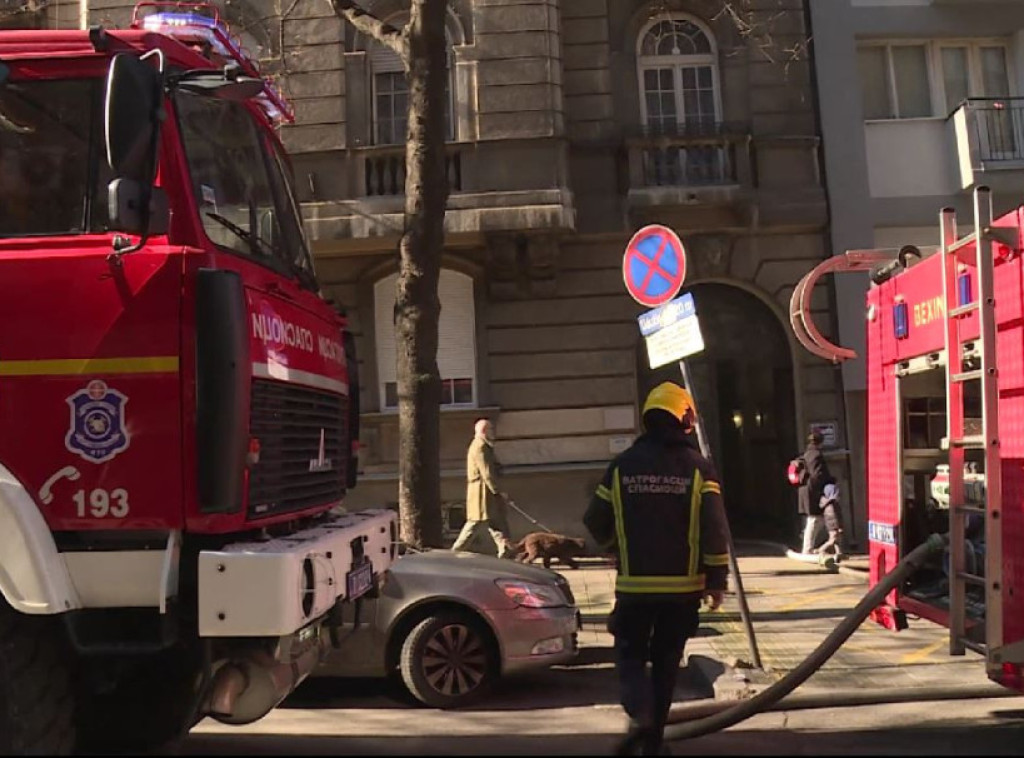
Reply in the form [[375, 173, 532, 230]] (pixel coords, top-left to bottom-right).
[[637, 293, 697, 337]]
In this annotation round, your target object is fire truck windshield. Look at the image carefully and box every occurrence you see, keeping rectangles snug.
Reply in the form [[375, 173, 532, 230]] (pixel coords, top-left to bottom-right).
[[175, 89, 317, 287], [0, 79, 110, 237]]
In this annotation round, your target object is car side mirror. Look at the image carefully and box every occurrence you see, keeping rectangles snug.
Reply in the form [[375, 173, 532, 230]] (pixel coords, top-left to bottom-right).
[[108, 179, 169, 235]]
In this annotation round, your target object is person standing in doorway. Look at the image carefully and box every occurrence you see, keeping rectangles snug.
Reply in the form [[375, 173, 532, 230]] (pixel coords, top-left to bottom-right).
[[451, 419, 513, 558], [584, 382, 730, 756], [798, 431, 833, 554]]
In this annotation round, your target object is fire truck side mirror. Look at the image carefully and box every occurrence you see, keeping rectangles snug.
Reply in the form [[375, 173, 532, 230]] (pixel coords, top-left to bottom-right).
[[105, 53, 162, 181], [108, 179, 169, 235]]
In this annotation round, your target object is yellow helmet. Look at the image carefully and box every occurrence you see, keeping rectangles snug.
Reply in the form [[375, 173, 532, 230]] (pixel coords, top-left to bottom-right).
[[642, 382, 696, 427]]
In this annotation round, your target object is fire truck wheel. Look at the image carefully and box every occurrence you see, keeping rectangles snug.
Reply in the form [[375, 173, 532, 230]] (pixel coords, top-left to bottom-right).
[[399, 611, 498, 709], [0, 604, 75, 755], [74, 646, 201, 755]]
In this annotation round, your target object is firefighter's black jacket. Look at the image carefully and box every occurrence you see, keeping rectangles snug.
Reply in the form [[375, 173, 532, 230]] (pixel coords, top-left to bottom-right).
[[583, 423, 730, 599]]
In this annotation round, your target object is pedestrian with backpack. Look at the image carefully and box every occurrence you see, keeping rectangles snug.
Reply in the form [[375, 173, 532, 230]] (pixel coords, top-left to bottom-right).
[[792, 431, 833, 554]]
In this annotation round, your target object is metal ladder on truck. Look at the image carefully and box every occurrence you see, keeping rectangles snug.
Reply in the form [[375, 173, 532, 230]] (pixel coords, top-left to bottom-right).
[[939, 186, 1005, 673]]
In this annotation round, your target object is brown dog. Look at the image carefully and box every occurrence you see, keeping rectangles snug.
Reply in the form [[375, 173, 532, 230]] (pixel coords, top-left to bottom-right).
[[512, 532, 588, 569]]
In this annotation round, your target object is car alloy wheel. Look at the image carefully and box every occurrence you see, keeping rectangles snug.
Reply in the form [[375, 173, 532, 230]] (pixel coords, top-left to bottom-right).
[[399, 611, 497, 709]]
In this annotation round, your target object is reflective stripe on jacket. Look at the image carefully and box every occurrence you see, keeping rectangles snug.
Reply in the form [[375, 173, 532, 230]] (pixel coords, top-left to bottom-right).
[[583, 432, 730, 600]]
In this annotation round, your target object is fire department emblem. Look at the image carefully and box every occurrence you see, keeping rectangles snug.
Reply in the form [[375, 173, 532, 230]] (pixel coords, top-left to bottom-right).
[[65, 380, 130, 463]]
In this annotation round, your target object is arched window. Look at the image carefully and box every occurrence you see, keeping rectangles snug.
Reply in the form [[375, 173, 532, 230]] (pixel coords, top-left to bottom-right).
[[374, 269, 477, 409], [637, 15, 720, 134], [368, 35, 455, 145]]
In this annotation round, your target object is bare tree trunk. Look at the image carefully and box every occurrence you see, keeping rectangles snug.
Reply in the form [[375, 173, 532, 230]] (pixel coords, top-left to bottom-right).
[[330, 0, 449, 549], [395, 0, 448, 548]]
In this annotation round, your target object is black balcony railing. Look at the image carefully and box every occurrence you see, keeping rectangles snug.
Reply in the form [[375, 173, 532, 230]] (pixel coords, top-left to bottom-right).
[[362, 145, 463, 197], [626, 122, 748, 188], [642, 144, 736, 186], [956, 98, 1024, 163]]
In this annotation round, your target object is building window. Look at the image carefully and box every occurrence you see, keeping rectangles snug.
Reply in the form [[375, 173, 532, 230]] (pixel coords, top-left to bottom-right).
[[857, 40, 1012, 120], [938, 43, 1011, 112], [374, 269, 477, 410], [858, 44, 932, 119], [637, 14, 720, 135], [369, 41, 455, 145], [374, 69, 408, 146]]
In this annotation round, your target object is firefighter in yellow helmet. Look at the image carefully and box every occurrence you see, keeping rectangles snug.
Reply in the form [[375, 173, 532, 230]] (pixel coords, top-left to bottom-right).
[[584, 381, 730, 756]]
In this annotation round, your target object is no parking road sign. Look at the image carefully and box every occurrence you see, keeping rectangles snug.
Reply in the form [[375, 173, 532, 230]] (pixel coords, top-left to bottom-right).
[[623, 224, 687, 308]]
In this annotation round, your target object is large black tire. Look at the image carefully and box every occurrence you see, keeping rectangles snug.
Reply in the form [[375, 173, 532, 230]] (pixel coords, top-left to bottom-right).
[[398, 611, 498, 709], [74, 645, 202, 755], [0, 605, 75, 755]]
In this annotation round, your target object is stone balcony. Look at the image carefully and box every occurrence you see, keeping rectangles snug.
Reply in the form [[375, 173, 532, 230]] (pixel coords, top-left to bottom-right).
[[297, 139, 576, 251], [625, 122, 754, 209]]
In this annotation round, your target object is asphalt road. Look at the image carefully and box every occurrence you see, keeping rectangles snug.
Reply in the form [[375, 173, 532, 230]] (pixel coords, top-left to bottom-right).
[[181, 659, 1024, 755]]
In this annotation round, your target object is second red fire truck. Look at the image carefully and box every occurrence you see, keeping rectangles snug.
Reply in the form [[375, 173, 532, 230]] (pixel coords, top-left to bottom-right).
[[791, 186, 1024, 693]]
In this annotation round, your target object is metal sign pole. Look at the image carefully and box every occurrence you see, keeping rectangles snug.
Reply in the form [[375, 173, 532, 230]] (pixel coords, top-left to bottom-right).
[[678, 359, 763, 671]]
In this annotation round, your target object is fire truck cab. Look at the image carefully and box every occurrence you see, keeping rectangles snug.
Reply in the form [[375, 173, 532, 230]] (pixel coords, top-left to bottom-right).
[[0, 4, 396, 753], [791, 187, 1024, 693]]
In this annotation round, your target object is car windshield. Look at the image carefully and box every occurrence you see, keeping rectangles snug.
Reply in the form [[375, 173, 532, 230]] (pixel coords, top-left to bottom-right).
[[0, 78, 109, 237], [175, 90, 317, 287]]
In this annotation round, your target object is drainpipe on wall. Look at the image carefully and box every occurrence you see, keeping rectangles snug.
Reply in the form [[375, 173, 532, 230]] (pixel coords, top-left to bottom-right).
[[802, 0, 863, 548]]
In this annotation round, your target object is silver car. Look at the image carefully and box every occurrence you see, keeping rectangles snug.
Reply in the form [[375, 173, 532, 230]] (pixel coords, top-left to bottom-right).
[[313, 549, 580, 708]]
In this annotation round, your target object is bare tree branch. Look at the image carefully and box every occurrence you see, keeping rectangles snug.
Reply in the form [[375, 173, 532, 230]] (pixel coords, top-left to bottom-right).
[[328, 0, 408, 62]]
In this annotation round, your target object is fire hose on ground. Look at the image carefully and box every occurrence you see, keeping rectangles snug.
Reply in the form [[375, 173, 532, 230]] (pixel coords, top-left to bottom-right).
[[618, 532, 1013, 754]]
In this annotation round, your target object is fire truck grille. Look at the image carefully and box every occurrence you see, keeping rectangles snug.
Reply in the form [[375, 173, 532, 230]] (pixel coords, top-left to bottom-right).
[[248, 379, 347, 519]]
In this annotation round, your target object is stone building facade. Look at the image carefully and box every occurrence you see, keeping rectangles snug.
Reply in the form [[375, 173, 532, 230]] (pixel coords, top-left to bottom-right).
[[51, 0, 853, 545]]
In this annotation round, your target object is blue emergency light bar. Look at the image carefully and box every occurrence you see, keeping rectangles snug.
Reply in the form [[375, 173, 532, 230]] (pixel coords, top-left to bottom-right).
[[140, 11, 233, 57], [131, 2, 294, 124]]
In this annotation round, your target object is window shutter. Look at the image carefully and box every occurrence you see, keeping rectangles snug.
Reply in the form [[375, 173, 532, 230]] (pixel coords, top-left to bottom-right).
[[374, 275, 398, 399], [437, 270, 477, 397], [369, 41, 403, 74], [374, 270, 477, 407]]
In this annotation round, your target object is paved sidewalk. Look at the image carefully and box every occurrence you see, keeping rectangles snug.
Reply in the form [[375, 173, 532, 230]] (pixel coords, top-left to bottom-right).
[[558, 541, 1003, 701]]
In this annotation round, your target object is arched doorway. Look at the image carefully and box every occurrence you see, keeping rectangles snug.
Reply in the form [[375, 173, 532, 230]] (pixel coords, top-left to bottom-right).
[[635, 283, 798, 541]]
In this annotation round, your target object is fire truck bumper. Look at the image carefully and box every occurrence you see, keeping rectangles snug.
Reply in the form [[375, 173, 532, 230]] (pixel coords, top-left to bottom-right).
[[196, 508, 397, 638]]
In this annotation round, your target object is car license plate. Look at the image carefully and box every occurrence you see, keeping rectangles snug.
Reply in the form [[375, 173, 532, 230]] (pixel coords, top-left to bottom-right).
[[346, 562, 373, 600]]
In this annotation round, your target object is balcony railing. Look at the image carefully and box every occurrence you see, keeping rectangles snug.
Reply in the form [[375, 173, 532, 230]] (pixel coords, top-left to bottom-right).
[[362, 144, 464, 197], [626, 122, 750, 188], [954, 98, 1024, 163]]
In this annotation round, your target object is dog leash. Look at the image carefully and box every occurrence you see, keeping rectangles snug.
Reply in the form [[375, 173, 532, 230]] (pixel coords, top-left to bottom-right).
[[501, 493, 553, 533]]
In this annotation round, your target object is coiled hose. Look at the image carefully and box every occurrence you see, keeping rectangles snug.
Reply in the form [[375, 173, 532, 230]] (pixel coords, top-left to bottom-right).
[[619, 533, 951, 752]]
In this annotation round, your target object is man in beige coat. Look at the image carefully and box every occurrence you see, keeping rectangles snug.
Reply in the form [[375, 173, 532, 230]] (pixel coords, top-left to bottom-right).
[[451, 419, 513, 558]]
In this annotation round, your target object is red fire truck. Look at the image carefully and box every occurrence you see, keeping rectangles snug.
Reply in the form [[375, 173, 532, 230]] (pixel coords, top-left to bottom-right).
[[0, 4, 397, 753], [791, 186, 1023, 693]]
